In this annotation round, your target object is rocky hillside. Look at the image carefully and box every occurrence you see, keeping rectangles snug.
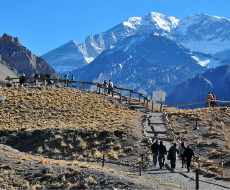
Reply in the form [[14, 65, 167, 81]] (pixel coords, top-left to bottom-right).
[[0, 33, 60, 79], [0, 55, 18, 84], [166, 64, 230, 107]]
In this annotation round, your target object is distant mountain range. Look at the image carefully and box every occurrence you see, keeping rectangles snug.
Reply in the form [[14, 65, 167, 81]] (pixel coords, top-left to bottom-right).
[[166, 64, 230, 107], [70, 33, 213, 96], [0, 33, 60, 84], [1, 12, 230, 106], [42, 12, 230, 73]]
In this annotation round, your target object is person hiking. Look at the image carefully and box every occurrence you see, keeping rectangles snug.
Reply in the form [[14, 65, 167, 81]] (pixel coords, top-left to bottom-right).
[[108, 79, 114, 95], [179, 142, 186, 168], [151, 140, 159, 167], [206, 92, 213, 107], [64, 73, 69, 86], [103, 79, 108, 93], [168, 143, 179, 170], [70, 75, 75, 81], [158, 141, 167, 169], [211, 92, 216, 107], [34, 70, 39, 85], [19, 73, 26, 86], [184, 145, 195, 173]]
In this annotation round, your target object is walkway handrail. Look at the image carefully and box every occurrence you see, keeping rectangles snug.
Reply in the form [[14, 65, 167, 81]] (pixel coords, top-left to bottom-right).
[[5, 76, 153, 109], [166, 100, 230, 108]]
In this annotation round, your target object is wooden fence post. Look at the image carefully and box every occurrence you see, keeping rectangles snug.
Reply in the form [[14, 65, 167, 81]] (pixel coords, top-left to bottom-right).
[[195, 168, 199, 190], [102, 154, 105, 168], [152, 101, 154, 111], [139, 160, 142, 176], [112, 89, 114, 97], [82, 82, 85, 90], [208, 99, 211, 108], [220, 162, 224, 177], [140, 154, 144, 164], [98, 84, 101, 94], [139, 94, 141, 102], [129, 90, 132, 99], [160, 101, 163, 112]]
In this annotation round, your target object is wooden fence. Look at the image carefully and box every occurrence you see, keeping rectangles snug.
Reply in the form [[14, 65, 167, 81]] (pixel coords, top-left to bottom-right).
[[163, 106, 230, 178], [5, 76, 161, 111]]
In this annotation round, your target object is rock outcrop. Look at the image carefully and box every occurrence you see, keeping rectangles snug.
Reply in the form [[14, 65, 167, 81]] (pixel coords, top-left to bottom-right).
[[0, 33, 60, 79]]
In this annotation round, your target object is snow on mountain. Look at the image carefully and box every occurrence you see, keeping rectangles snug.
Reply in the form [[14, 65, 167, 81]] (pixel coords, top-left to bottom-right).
[[42, 12, 230, 74], [173, 13, 230, 53], [69, 33, 212, 97]]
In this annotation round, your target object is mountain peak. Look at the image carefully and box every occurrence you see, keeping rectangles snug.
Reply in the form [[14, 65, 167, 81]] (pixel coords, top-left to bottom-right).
[[0, 33, 21, 46]]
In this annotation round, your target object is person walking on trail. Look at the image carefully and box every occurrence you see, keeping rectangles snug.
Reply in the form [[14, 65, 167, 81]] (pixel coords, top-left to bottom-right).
[[108, 79, 114, 95], [179, 142, 186, 168], [158, 141, 167, 169], [184, 145, 195, 173], [169, 143, 179, 170], [103, 79, 108, 93], [151, 140, 159, 167]]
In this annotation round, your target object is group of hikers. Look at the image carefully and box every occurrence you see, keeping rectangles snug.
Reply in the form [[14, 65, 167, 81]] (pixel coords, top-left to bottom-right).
[[151, 140, 195, 173], [103, 79, 114, 94], [63, 73, 75, 82], [19, 70, 40, 86], [206, 92, 216, 107], [63, 74, 114, 94]]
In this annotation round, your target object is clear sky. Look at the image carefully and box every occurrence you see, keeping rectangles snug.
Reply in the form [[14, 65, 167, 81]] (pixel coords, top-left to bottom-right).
[[0, 0, 230, 56]]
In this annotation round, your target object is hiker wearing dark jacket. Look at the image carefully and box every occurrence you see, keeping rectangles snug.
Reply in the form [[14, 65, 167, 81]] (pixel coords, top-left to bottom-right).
[[151, 140, 159, 167], [158, 141, 167, 169], [169, 143, 179, 169], [184, 145, 195, 172]]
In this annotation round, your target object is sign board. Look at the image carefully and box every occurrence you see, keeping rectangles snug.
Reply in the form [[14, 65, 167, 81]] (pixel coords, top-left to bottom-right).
[[152, 91, 166, 102]]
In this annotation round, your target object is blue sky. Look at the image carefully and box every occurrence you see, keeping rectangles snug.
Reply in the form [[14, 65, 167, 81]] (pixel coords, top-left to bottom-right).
[[1, 0, 230, 56]]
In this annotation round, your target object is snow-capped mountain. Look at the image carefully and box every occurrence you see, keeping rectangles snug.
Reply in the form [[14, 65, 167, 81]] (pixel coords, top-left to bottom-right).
[[42, 12, 230, 73], [69, 33, 214, 96], [173, 13, 230, 54]]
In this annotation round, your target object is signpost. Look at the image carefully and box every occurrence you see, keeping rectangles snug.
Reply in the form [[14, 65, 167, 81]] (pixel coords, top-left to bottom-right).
[[152, 91, 166, 102], [152, 91, 166, 112]]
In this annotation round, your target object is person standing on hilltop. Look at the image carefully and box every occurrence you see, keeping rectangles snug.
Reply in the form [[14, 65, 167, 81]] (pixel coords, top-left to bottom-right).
[[206, 92, 213, 107], [211, 92, 216, 107], [19, 73, 26, 86], [64, 73, 69, 87], [179, 142, 186, 168], [70, 75, 75, 81], [103, 79, 108, 93], [151, 140, 159, 167], [34, 70, 39, 85], [108, 79, 114, 95], [168, 143, 179, 170], [184, 145, 195, 173], [158, 141, 167, 169]]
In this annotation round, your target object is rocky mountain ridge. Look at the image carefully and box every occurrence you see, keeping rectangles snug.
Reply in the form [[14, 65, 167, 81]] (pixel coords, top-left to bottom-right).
[[0, 33, 60, 79]]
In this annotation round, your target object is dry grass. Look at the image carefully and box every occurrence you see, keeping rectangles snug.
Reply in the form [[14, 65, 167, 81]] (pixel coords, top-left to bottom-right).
[[0, 86, 136, 132]]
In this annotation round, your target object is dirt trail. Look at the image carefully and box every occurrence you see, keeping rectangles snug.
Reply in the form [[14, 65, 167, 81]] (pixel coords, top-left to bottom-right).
[[141, 111, 230, 189]]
